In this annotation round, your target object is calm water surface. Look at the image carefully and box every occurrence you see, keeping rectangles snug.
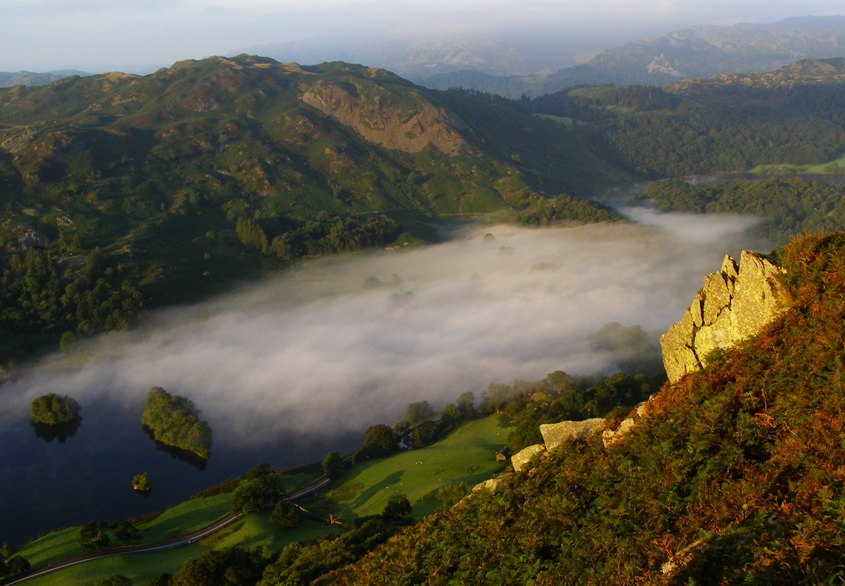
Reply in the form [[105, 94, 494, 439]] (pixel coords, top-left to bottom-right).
[[0, 394, 358, 547]]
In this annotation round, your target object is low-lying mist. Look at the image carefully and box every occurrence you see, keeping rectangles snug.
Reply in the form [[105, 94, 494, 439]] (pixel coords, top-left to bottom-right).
[[1, 212, 767, 446]]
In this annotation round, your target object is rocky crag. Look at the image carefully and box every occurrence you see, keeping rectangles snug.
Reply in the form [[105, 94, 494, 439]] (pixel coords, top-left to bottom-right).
[[498, 249, 791, 480], [660, 250, 790, 383]]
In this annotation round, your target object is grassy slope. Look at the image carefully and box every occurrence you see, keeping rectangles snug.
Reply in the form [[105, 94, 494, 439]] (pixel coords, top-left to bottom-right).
[[17, 493, 233, 568], [317, 415, 509, 521]]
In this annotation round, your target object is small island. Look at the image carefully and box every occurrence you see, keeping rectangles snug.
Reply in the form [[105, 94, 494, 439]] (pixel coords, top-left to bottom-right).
[[29, 393, 81, 425], [141, 387, 212, 460], [132, 472, 151, 493]]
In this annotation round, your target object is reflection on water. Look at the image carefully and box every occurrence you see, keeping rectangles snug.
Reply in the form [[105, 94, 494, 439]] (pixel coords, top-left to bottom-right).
[[31, 417, 82, 443], [0, 394, 360, 548], [143, 426, 208, 471]]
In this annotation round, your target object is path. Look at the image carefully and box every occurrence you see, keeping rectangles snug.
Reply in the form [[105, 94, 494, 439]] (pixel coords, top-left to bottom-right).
[[0, 475, 331, 585]]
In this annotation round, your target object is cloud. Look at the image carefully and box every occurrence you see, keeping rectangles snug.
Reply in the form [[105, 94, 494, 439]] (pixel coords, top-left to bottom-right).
[[0, 209, 769, 446]]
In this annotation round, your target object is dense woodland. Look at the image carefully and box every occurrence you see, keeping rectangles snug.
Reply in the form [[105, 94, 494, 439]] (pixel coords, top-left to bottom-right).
[[529, 83, 845, 177], [645, 177, 845, 244], [0, 56, 625, 366], [3, 59, 845, 367]]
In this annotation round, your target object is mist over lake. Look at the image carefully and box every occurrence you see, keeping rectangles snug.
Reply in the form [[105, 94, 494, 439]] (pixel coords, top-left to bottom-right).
[[0, 208, 768, 545]]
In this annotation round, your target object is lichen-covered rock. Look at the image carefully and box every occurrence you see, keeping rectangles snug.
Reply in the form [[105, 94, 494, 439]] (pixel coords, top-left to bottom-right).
[[732, 251, 789, 339], [511, 444, 545, 473], [539, 418, 604, 452], [472, 477, 504, 493], [660, 251, 789, 382], [602, 417, 637, 448]]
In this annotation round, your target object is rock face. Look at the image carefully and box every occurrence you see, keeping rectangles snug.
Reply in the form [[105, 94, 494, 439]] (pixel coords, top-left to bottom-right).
[[539, 418, 604, 451], [660, 251, 789, 382], [301, 78, 466, 155], [602, 417, 637, 448], [511, 444, 545, 473], [512, 418, 605, 472]]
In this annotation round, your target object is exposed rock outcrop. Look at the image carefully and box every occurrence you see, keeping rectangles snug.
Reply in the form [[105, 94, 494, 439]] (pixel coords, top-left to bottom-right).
[[512, 418, 607, 472], [301, 79, 466, 155], [539, 418, 604, 451], [472, 476, 506, 493], [511, 444, 545, 473], [601, 417, 637, 448], [660, 251, 789, 383]]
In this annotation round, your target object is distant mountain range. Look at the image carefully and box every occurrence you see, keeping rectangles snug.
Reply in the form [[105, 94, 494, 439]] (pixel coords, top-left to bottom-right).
[[236, 35, 562, 81], [0, 70, 88, 88], [422, 15, 845, 96], [6, 15, 845, 98]]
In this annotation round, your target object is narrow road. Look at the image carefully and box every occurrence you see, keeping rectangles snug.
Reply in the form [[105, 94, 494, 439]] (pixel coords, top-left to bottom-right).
[[0, 475, 331, 585]]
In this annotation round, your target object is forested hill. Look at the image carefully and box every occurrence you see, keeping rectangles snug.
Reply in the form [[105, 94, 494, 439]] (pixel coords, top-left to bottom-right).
[[530, 74, 845, 177], [328, 232, 845, 584], [668, 58, 845, 91], [0, 55, 620, 364]]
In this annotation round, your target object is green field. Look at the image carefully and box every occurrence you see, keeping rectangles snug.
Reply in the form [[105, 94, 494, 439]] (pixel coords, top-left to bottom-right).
[[13, 415, 510, 584], [750, 151, 845, 175], [17, 492, 232, 569], [317, 415, 509, 520], [24, 546, 203, 586]]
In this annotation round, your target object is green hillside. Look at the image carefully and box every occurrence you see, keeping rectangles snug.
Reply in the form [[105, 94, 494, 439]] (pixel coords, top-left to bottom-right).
[[0, 55, 620, 365], [329, 232, 845, 584]]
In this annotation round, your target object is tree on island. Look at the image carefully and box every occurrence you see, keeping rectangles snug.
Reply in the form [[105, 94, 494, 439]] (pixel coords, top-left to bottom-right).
[[29, 393, 80, 425], [141, 387, 212, 460], [132, 472, 151, 493]]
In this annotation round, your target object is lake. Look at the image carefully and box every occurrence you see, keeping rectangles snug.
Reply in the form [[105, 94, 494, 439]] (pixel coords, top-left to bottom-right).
[[0, 209, 768, 548], [0, 393, 359, 547]]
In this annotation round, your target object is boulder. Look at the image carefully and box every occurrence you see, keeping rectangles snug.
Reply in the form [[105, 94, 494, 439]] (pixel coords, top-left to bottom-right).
[[602, 417, 637, 448], [539, 418, 604, 451], [472, 477, 504, 493], [511, 444, 545, 473]]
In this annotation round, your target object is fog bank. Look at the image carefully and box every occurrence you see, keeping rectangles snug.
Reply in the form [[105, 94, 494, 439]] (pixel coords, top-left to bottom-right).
[[1, 212, 767, 445]]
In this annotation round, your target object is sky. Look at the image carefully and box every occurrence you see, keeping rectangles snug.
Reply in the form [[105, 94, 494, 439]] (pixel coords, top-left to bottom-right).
[[0, 209, 769, 446], [0, 0, 843, 72]]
